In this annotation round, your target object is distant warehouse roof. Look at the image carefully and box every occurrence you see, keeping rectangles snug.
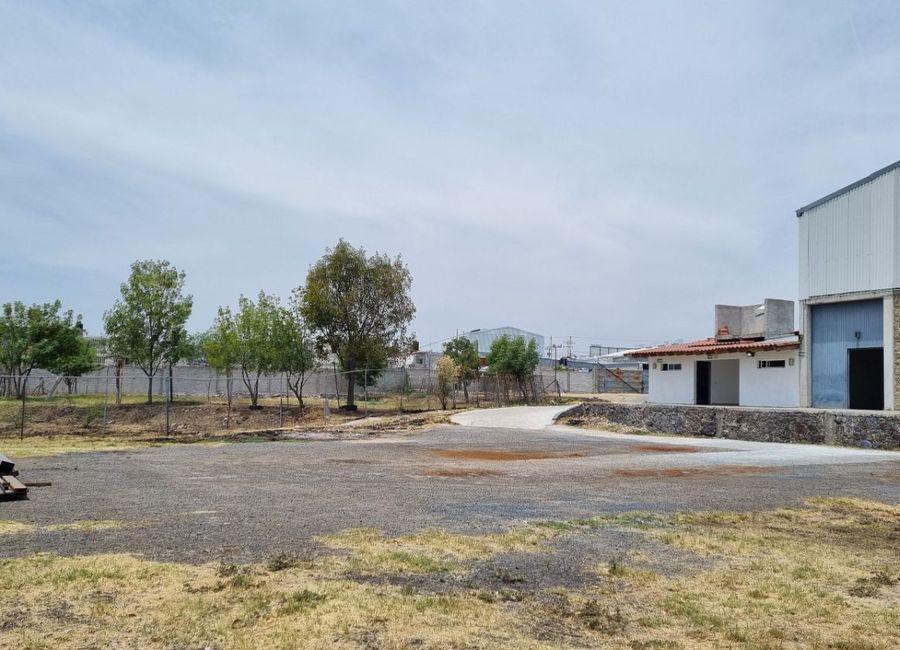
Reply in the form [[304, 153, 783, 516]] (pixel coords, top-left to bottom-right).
[[630, 335, 800, 358]]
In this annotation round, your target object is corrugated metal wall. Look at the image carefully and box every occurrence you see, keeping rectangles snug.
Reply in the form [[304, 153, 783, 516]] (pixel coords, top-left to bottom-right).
[[810, 299, 883, 408], [799, 168, 898, 299], [464, 327, 545, 357]]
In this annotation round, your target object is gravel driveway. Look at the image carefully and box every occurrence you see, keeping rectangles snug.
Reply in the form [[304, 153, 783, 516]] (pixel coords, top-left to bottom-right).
[[5, 407, 899, 563]]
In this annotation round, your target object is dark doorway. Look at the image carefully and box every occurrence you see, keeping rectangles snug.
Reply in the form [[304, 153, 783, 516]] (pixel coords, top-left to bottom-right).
[[696, 361, 711, 405], [848, 347, 883, 410]]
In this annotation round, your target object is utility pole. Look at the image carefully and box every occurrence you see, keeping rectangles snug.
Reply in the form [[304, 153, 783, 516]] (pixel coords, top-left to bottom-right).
[[547, 337, 563, 392]]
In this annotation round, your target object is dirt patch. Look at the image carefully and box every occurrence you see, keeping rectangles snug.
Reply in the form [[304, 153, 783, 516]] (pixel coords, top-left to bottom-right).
[[429, 449, 586, 462], [421, 468, 506, 478], [632, 444, 702, 453], [326, 458, 378, 465], [613, 465, 774, 478]]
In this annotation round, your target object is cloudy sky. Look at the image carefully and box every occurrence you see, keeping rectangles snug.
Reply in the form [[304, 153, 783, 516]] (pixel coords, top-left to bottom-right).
[[3, 1, 900, 354]]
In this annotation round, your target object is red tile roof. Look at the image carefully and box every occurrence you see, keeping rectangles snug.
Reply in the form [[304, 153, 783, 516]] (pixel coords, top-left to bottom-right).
[[629, 335, 800, 358]]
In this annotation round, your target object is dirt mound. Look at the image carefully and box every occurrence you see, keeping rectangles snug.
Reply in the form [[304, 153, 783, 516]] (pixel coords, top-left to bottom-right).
[[613, 465, 773, 478]]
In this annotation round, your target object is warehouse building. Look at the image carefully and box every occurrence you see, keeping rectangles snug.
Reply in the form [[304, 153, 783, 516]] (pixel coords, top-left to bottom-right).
[[797, 160, 900, 410], [632, 299, 799, 407], [461, 327, 545, 363]]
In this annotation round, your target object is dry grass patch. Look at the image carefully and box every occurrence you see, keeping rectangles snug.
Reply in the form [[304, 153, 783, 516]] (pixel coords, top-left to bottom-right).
[[0, 519, 128, 535], [319, 525, 560, 575], [0, 435, 150, 458], [0, 520, 34, 535], [45, 520, 128, 533], [1, 499, 897, 648], [0, 553, 551, 649], [574, 498, 900, 648]]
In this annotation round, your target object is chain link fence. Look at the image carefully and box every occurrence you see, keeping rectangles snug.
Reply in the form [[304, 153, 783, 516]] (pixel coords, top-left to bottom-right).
[[0, 364, 643, 440]]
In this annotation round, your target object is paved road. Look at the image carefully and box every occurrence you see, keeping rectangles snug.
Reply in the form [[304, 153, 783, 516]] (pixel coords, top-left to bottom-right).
[[456, 405, 900, 468], [450, 404, 575, 428], [5, 407, 898, 563]]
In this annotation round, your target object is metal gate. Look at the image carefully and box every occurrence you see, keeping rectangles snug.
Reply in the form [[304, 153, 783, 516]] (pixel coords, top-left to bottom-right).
[[810, 299, 883, 408]]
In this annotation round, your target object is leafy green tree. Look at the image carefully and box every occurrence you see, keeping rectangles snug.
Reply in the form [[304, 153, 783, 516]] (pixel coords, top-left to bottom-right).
[[55, 337, 100, 395], [103, 260, 193, 404], [298, 240, 415, 410], [162, 329, 203, 402], [201, 307, 240, 417], [233, 291, 283, 409], [0, 300, 90, 398], [279, 298, 318, 409], [443, 336, 480, 402], [486, 335, 540, 402], [436, 356, 459, 410]]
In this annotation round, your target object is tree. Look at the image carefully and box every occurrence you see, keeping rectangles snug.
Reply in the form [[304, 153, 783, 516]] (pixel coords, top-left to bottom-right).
[[53, 336, 100, 395], [0, 300, 89, 398], [103, 260, 193, 404], [486, 335, 540, 402], [162, 329, 202, 403], [435, 356, 459, 410], [201, 307, 240, 422], [233, 292, 283, 409], [298, 240, 415, 410], [279, 298, 318, 410], [443, 336, 480, 402]]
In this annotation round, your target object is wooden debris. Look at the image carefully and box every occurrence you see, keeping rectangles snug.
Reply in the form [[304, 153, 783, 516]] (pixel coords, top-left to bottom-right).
[[1, 475, 26, 493], [0, 455, 29, 500]]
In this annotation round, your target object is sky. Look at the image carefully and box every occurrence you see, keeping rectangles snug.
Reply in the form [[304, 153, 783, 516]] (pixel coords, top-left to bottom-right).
[[3, 1, 900, 355]]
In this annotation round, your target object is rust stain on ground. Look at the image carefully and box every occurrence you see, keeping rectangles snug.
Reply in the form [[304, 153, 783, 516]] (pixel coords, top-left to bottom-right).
[[632, 444, 703, 453], [421, 468, 506, 478], [613, 465, 773, 478], [429, 449, 586, 461]]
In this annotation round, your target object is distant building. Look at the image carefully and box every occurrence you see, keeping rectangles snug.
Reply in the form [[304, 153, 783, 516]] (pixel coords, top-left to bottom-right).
[[461, 327, 545, 363], [631, 299, 799, 407], [797, 161, 900, 410], [407, 350, 444, 370]]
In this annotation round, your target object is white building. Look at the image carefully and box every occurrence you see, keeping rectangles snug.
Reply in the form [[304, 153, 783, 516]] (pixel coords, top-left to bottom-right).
[[797, 160, 900, 410], [632, 299, 799, 407], [461, 327, 544, 362]]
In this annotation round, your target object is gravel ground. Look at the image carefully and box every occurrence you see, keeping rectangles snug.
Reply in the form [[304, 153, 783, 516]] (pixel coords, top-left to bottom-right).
[[4, 413, 898, 566]]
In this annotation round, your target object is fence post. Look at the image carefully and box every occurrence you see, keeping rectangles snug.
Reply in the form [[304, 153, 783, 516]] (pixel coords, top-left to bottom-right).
[[364, 368, 368, 418], [19, 376, 27, 440], [324, 393, 329, 425], [103, 366, 109, 434], [165, 372, 171, 437], [227, 372, 232, 429]]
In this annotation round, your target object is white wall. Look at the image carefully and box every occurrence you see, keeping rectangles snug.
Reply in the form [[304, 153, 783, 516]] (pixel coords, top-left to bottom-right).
[[738, 350, 800, 408], [798, 167, 898, 300], [710, 359, 739, 405], [648, 350, 800, 407], [647, 357, 695, 405]]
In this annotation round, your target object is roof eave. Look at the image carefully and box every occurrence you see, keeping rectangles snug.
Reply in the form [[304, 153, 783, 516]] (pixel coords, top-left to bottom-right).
[[795, 159, 900, 217]]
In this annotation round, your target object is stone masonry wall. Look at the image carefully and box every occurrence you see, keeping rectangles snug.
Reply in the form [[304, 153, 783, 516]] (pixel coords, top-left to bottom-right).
[[568, 402, 900, 450]]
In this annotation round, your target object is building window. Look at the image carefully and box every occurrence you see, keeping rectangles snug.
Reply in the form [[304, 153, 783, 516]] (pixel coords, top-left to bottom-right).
[[757, 359, 786, 369], [660, 363, 682, 371]]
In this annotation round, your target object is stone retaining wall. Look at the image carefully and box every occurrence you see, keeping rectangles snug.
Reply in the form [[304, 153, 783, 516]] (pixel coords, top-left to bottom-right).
[[567, 402, 900, 450]]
